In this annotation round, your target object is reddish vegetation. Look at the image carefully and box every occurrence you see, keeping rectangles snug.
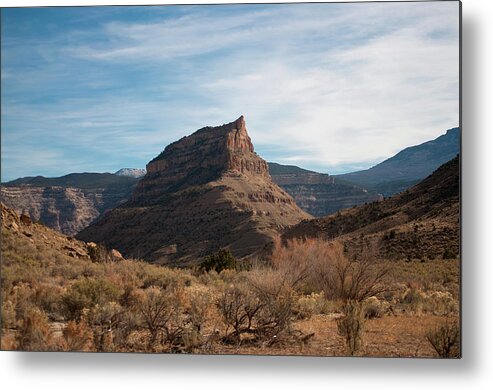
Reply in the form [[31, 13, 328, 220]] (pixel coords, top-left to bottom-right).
[[1, 203, 459, 357]]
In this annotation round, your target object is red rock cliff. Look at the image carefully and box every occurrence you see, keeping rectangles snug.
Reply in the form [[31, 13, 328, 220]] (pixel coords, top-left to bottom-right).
[[146, 116, 268, 176], [132, 116, 270, 205]]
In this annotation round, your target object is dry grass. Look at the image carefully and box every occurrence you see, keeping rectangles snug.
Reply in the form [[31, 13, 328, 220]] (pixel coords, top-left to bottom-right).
[[1, 224, 460, 357]]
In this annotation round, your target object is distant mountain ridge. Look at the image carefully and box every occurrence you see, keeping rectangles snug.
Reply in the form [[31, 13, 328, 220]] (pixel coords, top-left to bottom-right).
[[4, 172, 138, 190], [337, 127, 459, 196], [1, 126, 460, 236], [115, 168, 146, 178]]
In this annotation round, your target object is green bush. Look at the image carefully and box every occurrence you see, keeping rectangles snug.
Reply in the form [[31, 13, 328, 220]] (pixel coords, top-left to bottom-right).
[[62, 278, 122, 320], [88, 244, 116, 263], [200, 249, 237, 273]]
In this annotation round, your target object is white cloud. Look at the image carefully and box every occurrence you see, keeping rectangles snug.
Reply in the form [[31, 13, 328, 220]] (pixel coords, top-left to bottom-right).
[[1, 2, 459, 178]]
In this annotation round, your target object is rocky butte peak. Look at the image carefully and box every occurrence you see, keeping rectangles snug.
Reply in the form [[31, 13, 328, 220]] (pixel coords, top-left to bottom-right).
[[146, 115, 266, 176], [78, 117, 311, 266], [132, 116, 269, 205]]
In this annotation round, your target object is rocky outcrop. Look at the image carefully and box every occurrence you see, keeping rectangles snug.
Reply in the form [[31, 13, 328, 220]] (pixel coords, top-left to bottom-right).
[[78, 117, 311, 266], [1, 174, 138, 236], [131, 116, 269, 205], [1, 202, 125, 262], [268, 163, 382, 217], [1, 202, 92, 260]]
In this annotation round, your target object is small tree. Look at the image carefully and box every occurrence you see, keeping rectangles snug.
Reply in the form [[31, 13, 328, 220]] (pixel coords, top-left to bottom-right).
[[134, 286, 186, 350], [200, 249, 237, 273], [313, 241, 390, 302], [135, 287, 174, 348], [217, 284, 262, 344]]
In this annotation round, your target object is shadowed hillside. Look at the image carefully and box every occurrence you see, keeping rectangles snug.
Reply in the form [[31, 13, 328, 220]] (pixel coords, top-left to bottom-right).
[[284, 156, 460, 261]]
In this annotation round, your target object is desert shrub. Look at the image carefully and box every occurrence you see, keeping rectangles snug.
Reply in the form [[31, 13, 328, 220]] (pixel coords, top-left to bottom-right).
[[363, 296, 388, 319], [200, 249, 237, 273], [270, 238, 389, 301], [217, 283, 260, 344], [254, 288, 294, 342], [139, 263, 193, 289], [62, 320, 93, 351], [426, 291, 459, 316], [11, 283, 35, 323], [401, 286, 426, 312], [87, 301, 124, 352], [217, 269, 296, 345], [110, 310, 141, 350], [62, 277, 122, 321], [133, 286, 187, 351], [16, 307, 53, 351], [181, 325, 203, 353], [426, 320, 460, 358], [88, 243, 117, 263], [399, 288, 458, 315], [197, 269, 223, 288], [31, 283, 64, 320], [337, 300, 366, 356], [293, 292, 331, 319], [269, 238, 319, 292], [187, 289, 212, 333], [247, 268, 296, 341], [1, 299, 17, 329], [312, 241, 390, 302], [181, 288, 212, 353]]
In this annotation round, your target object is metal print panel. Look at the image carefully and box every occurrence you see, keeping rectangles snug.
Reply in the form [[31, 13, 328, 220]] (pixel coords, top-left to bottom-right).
[[0, 1, 461, 357]]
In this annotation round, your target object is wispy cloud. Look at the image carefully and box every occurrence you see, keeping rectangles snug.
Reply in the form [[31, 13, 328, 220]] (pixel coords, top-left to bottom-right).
[[1, 2, 459, 181]]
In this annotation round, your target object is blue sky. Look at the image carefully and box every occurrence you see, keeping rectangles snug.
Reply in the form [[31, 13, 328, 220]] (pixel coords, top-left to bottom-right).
[[1, 2, 459, 181]]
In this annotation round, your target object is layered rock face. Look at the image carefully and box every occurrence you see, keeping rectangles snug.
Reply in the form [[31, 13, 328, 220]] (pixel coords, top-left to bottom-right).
[[78, 117, 311, 266], [131, 116, 269, 205], [268, 163, 382, 217], [1, 173, 138, 236], [0, 186, 100, 236]]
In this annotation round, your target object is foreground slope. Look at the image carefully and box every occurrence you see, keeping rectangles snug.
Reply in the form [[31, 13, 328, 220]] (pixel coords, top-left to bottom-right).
[[268, 162, 381, 217], [77, 116, 310, 266], [0, 202, 94, 261], [284, 156, 460, 260], [337, 127, 459, 196]]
